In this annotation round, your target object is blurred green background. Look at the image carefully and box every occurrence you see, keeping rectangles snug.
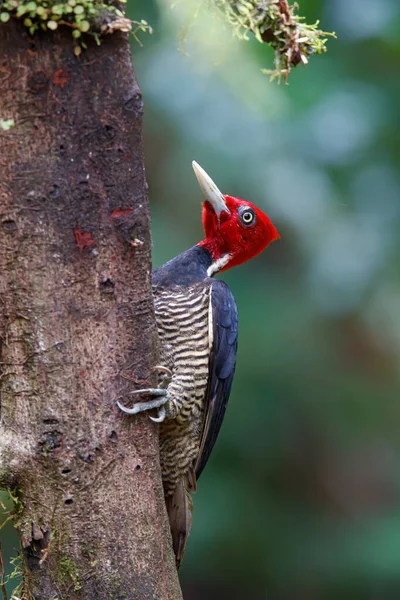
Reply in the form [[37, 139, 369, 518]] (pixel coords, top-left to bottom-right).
[[3, 0, 400, 597]]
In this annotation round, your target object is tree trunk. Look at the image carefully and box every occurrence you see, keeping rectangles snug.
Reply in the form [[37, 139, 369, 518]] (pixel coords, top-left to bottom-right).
[[0, 20, 182, 600]]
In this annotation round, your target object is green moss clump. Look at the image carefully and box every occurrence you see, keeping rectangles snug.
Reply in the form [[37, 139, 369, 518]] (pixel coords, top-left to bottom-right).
[[0, 0, 152, 55], [58, 555, 82, 591], [210, 0, 335, 82]]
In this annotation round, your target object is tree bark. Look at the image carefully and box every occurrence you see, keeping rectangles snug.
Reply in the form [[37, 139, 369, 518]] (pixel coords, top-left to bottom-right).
[[0, 20, 182, 600]]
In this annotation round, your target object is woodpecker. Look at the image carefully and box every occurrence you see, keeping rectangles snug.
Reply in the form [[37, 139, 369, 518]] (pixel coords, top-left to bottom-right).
[[118, 162, 279, 567]]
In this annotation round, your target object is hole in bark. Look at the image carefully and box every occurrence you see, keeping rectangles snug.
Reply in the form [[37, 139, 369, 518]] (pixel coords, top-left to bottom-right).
[[48, 184, 60, 199], [27, 70, 49, 93], [104, 124, 113, 132], [109, 430, 118, 442], [2, 219, 17, 232], [136, 464, 141, 471], [99, 278, 115, 294], [61, 468, 72, 475], [64, 498, 73, 505], [43, 418, 59, 425], [59, 144, 64, 150]]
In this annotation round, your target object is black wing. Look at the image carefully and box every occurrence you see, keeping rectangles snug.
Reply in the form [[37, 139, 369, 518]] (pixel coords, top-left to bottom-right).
[[195, 279, 238, 479]]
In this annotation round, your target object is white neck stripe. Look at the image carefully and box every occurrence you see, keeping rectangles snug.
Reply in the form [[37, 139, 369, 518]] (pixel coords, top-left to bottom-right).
[[207, 254, 231, 277]]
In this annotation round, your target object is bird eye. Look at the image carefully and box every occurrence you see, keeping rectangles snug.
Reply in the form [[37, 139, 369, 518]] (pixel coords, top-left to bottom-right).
[[238, 207, 256, 227]]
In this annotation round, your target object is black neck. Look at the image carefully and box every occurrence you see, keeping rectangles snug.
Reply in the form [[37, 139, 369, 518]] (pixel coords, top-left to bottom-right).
[[152, 245, 212, 288]]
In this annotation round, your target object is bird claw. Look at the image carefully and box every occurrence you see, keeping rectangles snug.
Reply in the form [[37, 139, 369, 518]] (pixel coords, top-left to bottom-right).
[[151, 365, 172, 389], [126, 388, 168, 397], [149, 406, 166, 423], [117, 388, 169, 422], [151, 365, 172, 378]]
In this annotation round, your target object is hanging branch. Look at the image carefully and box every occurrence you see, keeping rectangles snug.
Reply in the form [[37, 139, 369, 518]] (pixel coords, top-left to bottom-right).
[[214, 0, 335, 81], [172, 0, 335, 82]]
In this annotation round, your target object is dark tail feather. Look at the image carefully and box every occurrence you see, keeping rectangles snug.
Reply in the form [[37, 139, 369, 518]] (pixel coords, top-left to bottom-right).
[[166, 476, 193, 568]]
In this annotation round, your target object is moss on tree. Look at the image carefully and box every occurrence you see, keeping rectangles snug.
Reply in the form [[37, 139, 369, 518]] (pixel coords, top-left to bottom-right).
[[175, 0, 336, 82], [0, 0, 151, 55]]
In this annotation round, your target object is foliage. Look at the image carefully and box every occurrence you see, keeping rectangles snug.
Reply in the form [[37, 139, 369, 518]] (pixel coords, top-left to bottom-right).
[[212, 0, 335, 81], [168, 0, 335, 82], [0, 493, 24, 600], [3, 554, 24, 600]]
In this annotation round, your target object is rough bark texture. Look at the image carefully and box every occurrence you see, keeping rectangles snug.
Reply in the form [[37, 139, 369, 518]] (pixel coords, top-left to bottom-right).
[[0, 20, 182, 600]]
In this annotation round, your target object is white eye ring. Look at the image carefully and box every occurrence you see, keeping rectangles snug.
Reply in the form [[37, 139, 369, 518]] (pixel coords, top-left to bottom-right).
[[242, 211, 253, 223]]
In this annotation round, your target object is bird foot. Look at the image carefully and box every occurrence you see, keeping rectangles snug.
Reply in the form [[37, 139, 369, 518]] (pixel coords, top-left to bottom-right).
[[117, 365, 173, 422], [117, 389, 169, 422]]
